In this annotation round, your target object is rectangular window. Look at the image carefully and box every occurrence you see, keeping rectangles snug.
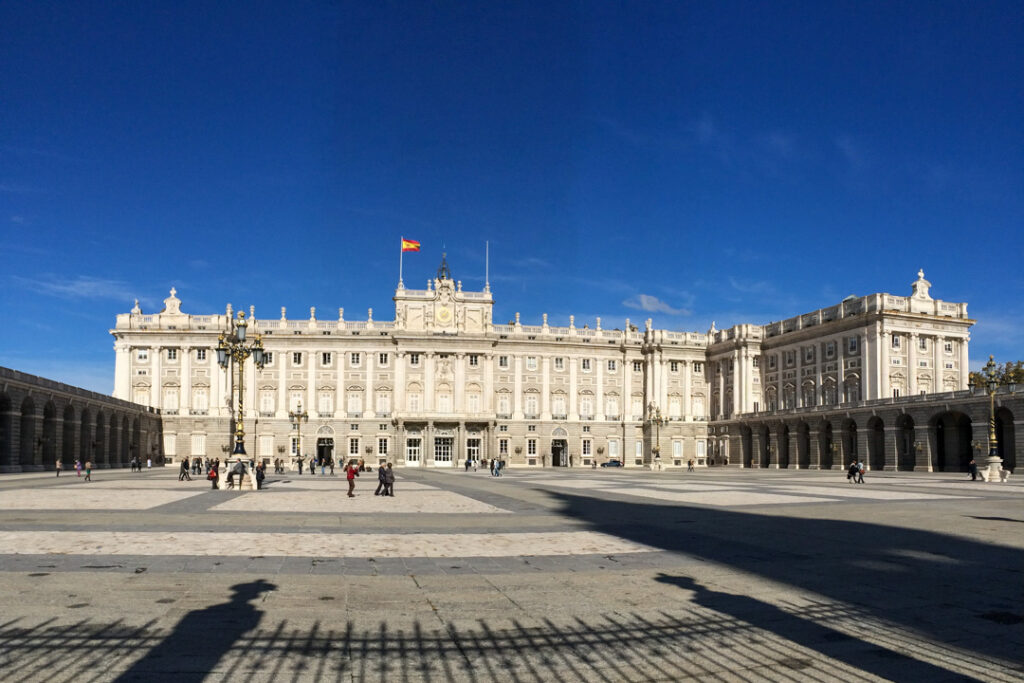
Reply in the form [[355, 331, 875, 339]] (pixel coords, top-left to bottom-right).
[[196, 349, 206, 361], [350, 352, 361, 366], [467, 393, 480, 413], [804, 347, 813, 362], [347, 393, 363, 415], [581, 358, 591, 371], [582, 439, 591, 456], [918, 337, 927, 350], [409, 353, 420, 366], [673, 441, 682, 459], [322, 352, 332, 366], [527, 438, 537, 455], [406, 438, 421, 462], [259, 435, 274, 457], [634, 441, 642, 459], [768, 355, 777, 369], [167, 348, 177, 361], [137, 349, 149, 361], [499, 438, 508, 454], [289, 391, 303, 412], [434, 438, 453, 463], [582, 425, 590, 433], [378, 438, 388, 456], [848, 336, 858, 353], [292, 352, 303, 366], [349, 438, 360, 456], [892, 334, 900, 349], [468, 354, 479, 367], [437, 392, 452, 413], [260, 391, 275, 414], [607, 359, 616, 372], [633, 361, 642, 372], [192, 388, 209, 411], [944, 341, 953, 354], [670, 361, 679, 372], [190, 434, 205, 456], [825, 342, 835, 358], [497, 394, 510, 415], [606, 439, 618, 459], [379, 352, 389, 366], [554, 357, 564, 371], [526, 356, 537, 371], [264, 351, 274, 365], [524, 394, 538, 416], [499, 425, 508, 432], [318, 392, 333, 415], [752, 357, 759, 368], [498, 355, 509, 368], [692, 362, 703, 374]]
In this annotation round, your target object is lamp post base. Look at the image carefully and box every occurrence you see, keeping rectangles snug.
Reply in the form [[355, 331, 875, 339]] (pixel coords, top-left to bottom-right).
[[981, 449, 1010, 483]]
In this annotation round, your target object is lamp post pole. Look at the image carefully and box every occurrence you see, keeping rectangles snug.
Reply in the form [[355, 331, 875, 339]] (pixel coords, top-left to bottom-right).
[[982, 355, 1004, 481], [647, 403, 667, 468], [216, 311, 266, 457], [289, 402, 308, 469]]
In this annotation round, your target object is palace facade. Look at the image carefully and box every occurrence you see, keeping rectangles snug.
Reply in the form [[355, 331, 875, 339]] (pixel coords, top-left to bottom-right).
[[110, 262, 973, 469]]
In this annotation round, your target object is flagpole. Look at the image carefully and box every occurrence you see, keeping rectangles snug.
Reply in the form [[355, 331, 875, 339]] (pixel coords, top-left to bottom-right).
[[399, 237, 404, 287], [485, 240, 490, 292]]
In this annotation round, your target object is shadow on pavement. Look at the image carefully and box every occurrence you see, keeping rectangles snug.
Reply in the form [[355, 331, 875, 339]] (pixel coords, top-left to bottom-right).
[[114, 579, 276, 682]]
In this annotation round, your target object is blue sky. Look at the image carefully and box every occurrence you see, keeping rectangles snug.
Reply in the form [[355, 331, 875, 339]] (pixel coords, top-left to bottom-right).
[[2, 1, 1022, 394]]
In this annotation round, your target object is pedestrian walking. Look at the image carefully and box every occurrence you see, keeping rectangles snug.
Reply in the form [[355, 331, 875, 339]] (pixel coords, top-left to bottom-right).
[[208, 461, 219, 489], [255, 462, 266, 490], [856, 460, 865, 484], [847, 461, 859, 483], [384, 463, 395, 497], [968, 459, 978, 481], [687, 459, 695, 472], [75, 460, 81, 477], [297, 457, 304, 475], [321, 457, 326, 476], [329, 456, 335, 476], [84, 461, 92, 481], [146, 457, 152, 469], [375, 463, 387, 496], [346, 460, 359, 497], [179, 457, 192, 481], [55, 460, 62, 477]]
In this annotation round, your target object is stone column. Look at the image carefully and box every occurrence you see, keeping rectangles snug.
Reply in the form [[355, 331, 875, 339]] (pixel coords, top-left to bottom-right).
[[595, 357, 604, 421], [276, 349, 287, 418], [181, 346, 192, 413], [768, 429, 780, 468], [884, 426, 899, 471], [807, 428, 821, 469], [908, 333, 918, 396], [568, 357, 578, 420], [879, 326, 890, 399], [921, 424, 938, 471], [959, 339, 970, 390], [425, 353, 436, 412], [483, 353, 494, 412], [365, 350, 376, 418], [151, 346, 163, 409], [681, 360, 690, 417], [541, 356, 551, 419], [857, 427, 871, 468], [751, 429, 763, 469], [513, 355, 523, 418], [394, 352, 406, 412]]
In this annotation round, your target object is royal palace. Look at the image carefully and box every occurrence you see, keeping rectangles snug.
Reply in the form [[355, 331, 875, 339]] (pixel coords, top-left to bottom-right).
[[98, 256, 1020, 474]]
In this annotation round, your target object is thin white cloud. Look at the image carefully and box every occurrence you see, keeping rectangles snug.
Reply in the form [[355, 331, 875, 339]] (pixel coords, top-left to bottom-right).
[[13, 274, 139, 303], [622, 294, 690, 316], [836, 135, 869, 170], [727, 276, 774, 295], [10, 215, 27, 224]]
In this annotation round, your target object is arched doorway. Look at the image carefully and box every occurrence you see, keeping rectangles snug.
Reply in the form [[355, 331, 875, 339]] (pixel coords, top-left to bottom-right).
[[79, 407, 92, 468], [930, 411, 972, 472], [896, 414, 915, 471], [94, 411, 106, 467], [868, 417, 885, 471], [740, 426, 753, 468], [63, 405, 76, 467], [797, 422, 810, 469], [820, 421, 834, 470], [42, 401, 57, 469], [779, 425, 790, 469], [551, 427, 568, 467], [841, 418, 857, 466], [758, 425, 770, 468], [995, 407, 1016, 472], [0, 392, 12, 472], [19, 396, 36, 469], [316, 425, 335, 466]]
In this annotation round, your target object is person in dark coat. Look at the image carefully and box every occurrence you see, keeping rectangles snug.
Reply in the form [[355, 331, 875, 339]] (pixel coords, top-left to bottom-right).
[[375, 464, 387, 496], [383, 463, 395, 497], [968, 459, 979, 481]]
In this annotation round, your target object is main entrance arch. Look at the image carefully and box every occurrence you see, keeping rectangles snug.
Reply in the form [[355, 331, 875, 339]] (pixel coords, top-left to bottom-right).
[[930, 411, 972, 472]]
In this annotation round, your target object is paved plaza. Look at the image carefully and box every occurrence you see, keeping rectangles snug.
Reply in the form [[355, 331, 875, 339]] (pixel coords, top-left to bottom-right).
[[0, 467, 1021, 682]]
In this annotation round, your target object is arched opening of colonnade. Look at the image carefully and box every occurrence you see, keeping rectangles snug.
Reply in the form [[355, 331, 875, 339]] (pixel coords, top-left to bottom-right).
[[63, 405, 76, 466], [930, 411, 972, 472], [819, 421, 835, 470], [867, 417, 885, 471], [42, 401, 57, 469], [758, 425, 770, 468], [796, 422, 810, 469], [779, 424, 790, 469], [995, 407, 1016, 472], [740, 426, 752, 468], [19, 397, 36, 469], [841, 418, 857, 467], [896, 414, 915, 471], [0, 392, 13, 471]]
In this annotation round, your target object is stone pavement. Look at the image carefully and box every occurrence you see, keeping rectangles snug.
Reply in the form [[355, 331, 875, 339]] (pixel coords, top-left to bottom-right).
[[0, 467, 1021, 682]]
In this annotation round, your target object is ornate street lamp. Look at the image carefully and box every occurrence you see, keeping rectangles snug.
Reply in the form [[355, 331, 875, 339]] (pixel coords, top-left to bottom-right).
[[216, 311, 266, 456], [647, 402, 668, 464], [982, 355, 1004, 480], [289, 402, 308, 463]]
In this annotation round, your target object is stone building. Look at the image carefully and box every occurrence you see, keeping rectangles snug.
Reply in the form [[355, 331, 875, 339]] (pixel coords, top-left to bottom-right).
[[109, 262, 1018, 472], [111, 258, 710, 468], [0, 366, 162, 472]]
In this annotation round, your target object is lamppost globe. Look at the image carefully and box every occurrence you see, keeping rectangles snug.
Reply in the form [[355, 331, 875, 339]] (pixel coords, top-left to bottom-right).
[[217, 311, 266, 458]]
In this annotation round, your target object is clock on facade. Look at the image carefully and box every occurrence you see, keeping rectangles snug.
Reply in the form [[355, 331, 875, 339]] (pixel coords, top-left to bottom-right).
[[437, 306, 452, 323]]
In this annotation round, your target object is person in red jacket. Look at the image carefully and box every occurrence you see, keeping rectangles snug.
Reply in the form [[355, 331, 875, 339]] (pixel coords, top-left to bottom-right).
[[345, 460, 359, 497]]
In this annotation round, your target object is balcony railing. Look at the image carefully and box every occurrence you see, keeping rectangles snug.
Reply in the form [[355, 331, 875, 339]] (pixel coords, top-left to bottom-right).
[[188, 409, 208, 416], [318, 412, 334, 418], [552, 414, 567, 420]]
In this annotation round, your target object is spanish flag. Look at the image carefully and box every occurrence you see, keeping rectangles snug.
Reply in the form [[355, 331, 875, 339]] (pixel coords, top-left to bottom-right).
[[401, 238, 421, 252]]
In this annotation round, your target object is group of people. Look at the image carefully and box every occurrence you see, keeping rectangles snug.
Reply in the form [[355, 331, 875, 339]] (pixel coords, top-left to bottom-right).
[[295, 454, 337, 476], [847, 460, 866, 483], [373, 463, 395, 496], [64, 459, 92, 480]]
